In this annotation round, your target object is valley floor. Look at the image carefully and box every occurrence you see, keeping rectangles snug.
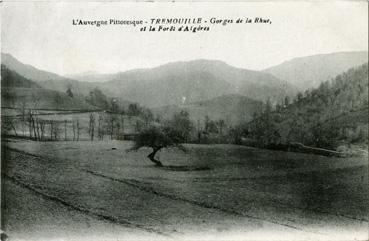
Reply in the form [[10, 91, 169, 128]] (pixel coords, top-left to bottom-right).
[[1, 139, 368, 241]]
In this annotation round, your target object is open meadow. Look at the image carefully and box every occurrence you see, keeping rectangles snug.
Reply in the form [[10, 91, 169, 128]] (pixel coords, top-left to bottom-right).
[[2, 138, 368, 241]]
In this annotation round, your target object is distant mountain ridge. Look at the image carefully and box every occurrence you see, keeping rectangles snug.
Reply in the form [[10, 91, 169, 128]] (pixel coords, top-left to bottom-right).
[[66, 71, 115, 83], [1, 53, 99, 96], [2, 53, 64, 82], [2, 53, 298, 108], [3, 52, 366, 110], [1, 54, 97, 111], [265, 51, 368, 90], [95, 59, 297, 107]]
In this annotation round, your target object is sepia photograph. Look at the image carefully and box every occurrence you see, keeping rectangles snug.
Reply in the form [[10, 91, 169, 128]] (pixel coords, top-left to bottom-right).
[[1, 1, 368, 241]]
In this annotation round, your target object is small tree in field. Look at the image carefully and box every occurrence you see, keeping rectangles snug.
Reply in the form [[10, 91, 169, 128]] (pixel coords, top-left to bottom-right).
[[129, 126, 186, 167], [66, 85, 74, 98]]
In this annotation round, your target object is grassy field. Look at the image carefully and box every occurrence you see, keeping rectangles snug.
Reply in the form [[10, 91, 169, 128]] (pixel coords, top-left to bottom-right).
[[1, 138, 368, 241]]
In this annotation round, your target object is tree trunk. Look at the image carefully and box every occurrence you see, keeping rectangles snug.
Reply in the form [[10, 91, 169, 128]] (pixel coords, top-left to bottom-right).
[[110, 118, 114, 140], [29, 112, 33, 139], [72, 122, 76, 141], [64, 120, 67, 141], [40, 122, 45, 140], [121, 115, 124, 137], [10, 121, 18, 136], [35, 119, 40, 140], [50, 122, 53, 140], [77, 120, 80, 141], [32, 118, 37, 140], [147, 147, 163, 166]]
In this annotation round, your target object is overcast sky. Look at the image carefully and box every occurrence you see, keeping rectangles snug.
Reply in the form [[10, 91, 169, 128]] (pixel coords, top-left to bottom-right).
[[1, 1, 368, 76]]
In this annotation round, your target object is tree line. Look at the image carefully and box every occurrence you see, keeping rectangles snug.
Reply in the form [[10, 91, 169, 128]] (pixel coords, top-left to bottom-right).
[[246, 63, 368, 150]]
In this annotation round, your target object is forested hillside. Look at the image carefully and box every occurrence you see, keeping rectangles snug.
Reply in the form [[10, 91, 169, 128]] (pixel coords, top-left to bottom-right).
[[1, 88, 98, 111], [248, 63, 368, 149], [1, 65, 40, 88]]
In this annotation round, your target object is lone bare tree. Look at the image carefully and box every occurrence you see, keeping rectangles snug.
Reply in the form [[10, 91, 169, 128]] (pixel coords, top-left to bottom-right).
[[89, 113, 96, 141], [72, 119, 81, 141], [97, 113, 104, 140], [64, 120, 67, 141], [129, 126, 186, 167], [76, 120, 80, 141], [18, 100, 27, 136]]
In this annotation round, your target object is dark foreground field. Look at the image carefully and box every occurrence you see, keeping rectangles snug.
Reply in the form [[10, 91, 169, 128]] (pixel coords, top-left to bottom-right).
[[1, 139, 368, 241]]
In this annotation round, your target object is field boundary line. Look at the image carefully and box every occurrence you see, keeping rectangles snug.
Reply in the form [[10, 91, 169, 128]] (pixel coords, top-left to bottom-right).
[[83, 169, 328, 236], [3, 174, 170, 237]]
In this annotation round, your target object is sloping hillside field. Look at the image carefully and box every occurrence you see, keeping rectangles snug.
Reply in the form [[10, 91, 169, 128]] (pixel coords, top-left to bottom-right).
[[2, 139, 367, 241]]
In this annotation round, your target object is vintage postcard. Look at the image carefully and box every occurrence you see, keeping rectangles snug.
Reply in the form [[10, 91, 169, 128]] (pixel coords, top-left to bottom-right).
[[1, 1, 368, 241]]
